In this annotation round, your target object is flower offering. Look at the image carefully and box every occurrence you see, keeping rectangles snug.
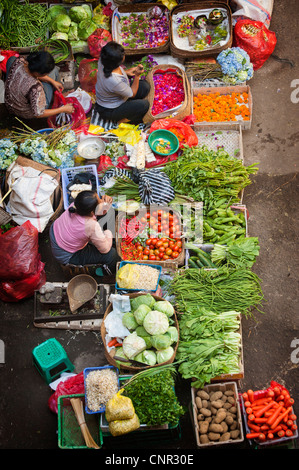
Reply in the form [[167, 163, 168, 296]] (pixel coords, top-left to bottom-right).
[[120, 12, 169, 49], [152, 71, 185, 116], [193, 91, 250, 122]]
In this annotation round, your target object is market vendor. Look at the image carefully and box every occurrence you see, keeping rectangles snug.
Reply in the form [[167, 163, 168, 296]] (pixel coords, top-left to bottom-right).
[[4, 51, 74, 120], [95, 41, 150, 125], [49, 190, 119, 272]]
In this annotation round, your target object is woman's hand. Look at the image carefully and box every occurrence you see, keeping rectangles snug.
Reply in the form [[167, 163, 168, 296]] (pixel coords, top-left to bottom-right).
[[101, 194, 113, 205], [53, 80, 64, 92], [61, 103, 75, 114], [135, 64, 144, 76]]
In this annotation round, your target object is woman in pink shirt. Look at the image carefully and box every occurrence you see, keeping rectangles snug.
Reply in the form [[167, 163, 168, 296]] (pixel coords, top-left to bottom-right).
[[50, 191, 119, 272]]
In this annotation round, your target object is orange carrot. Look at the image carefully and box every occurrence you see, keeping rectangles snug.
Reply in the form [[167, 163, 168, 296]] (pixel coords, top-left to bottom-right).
[[247, 389, 254, 403], [108, 338, 118, 347], [270, 406, 292, 429], [267, 390, 275, 398], [251, 397, 272, 406], [244, 400, 252, 408], [277, 430, 285, 438], [242, 392, 248, 401], [264, 411, 275, 417], [281, 424, 288, 431], [289, 414, 297, 421], [255, 401, 276, 418], [287, 419, 293, 427], [248, 414, 255, 421], [285, 398, 294, 407], [267, 432, 274, 439], [248, 422, 260, 432], [246, 433, 260, 439], [267, 404, 283, 425], [285, 429, 293, 437], [291, 424, 297, 431], [254, 417, 268, 423], [258, 433, 266, 441], [246, 407, 253, 414], [270, 425, 282, 434], [260, 425, 270, 431]]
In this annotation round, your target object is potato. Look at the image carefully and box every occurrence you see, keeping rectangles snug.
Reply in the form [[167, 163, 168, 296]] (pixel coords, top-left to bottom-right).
[[208, 432, 221, 441], [219, 432, 231, 442], [198, 421, 209, 434], [195, 397, 202, 409], [200, 407, 211, 417], [211, 400, 224, 409], [197, 390, 209, 400], [221, 421, 228, 433], [225, 415, 234, 426], [224, 390, 234, 396], [230, 429, 240, 439], [214, 411, 227, 424], [230, 406, 237, 414], [211, 406, 218, 415], [209, 423, 223, 433], [197, 413, 205, 421], [223, 402, 232, 409], [210, 391, 223, 402], [200, 434, 209, 444], [230, 421, 238, 431], [227, 396, 236, 405], [202, 399, 209, 409]]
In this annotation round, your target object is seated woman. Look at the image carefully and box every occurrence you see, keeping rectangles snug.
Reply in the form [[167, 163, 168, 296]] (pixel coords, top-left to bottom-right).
[[4, 50, 74, 120], [49, 191, 119, 272], [95, 41, 150, 125]]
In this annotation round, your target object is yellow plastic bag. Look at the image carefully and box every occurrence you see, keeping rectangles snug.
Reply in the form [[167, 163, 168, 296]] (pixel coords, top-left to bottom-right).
[[111, 123, 141, 146], [116, 264, 140, 289], [108, 413, 140, 437], [105, 389, 135, 422]]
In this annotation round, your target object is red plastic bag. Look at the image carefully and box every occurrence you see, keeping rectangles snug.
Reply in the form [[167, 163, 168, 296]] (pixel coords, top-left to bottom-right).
[[0, 50, 19, 73], [88, 28, 112, 59], [0, 220, 39, 280], [78, 58, 98, 94], [97, 154, 114, 174], [149, 118, 198, 149], [0, 259, 46, 302], [48, 372, 85, 414], [233, 19, 277, 70], [47, 91, 86, 130]]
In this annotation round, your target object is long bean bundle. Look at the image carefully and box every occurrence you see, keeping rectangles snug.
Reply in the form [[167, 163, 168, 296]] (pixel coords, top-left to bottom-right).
[[0, 0, 50, 48], [171, 266, 264, 317]]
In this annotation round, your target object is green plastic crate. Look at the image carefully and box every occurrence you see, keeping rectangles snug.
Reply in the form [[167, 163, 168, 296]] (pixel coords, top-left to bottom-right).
[[58, 394, 103, 450]]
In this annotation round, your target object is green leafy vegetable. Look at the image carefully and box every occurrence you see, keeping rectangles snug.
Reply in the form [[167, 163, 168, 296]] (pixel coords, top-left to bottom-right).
[[211, 237, 260, 268]]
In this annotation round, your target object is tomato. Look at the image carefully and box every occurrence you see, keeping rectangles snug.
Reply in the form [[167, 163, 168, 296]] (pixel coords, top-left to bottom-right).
[[145, 239, 152, 245], [149, 255, 156, 260], [172, 251, 179, 258], [146, 212, 151, 219], [156, 240, 163, 247], [151, 238, 158, 245], [158, 252, 164, 259], [149, 245, 154, 250], [169, 241, 175, 248], [176, 240, 182, 248], [143, 248, 150, 255], [154, 249, 160, 256], [137, 245, 143, 251], [172, 245, 179, 252], [163, 242, 169, 248], [149, 249, 154, 255], [178, 247, 182, 253], [163, 254, 169, 260], [155, 256, 160, 260], [160, 238, 167, 243], [165, 248, 173, 256], [143, 255, 149, 260], [159, 246, 165, 253]]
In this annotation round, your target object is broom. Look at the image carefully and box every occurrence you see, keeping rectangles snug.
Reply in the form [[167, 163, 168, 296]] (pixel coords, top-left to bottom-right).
[[70, 397, 100, 449]]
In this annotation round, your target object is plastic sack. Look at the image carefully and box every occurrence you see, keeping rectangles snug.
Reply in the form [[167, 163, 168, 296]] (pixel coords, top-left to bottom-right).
[[97, 155, 114, 174], [66, 88, 93, 114], [108, 413, 140, 437], [230, 0, 273, 28], [149, 118, 198, 149], [105, 389, 135, 422], [0, 50, 19, 72], [111, 123, 141, 146], [0, 259, 46, 302], [88, 28, 112, 58], [0, 220, 39, 281], [233, 19, 277, 70], [48, 372, 85, 414], [78, 58, 98, 93], [47, 91, 86, 130]]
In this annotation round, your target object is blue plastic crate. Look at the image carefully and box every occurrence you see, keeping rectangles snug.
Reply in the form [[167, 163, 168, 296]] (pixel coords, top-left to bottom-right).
[[115, 261, 162, 292], [83, 365, 120, 415], [61, 164, 99, 210]]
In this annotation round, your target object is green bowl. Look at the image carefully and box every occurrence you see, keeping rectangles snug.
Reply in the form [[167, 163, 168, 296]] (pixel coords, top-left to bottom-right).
[[148, 130, 179, 156]]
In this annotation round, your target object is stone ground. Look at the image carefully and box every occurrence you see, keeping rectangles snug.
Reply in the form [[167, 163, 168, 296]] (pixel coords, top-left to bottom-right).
[[0, 0, 298, 453]]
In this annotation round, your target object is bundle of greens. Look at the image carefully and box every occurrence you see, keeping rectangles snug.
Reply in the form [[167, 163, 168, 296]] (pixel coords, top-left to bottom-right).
[[164, 145, 258, 210], [211, 237, 260, 268], [170, 266, 264, 318], [122, 366, 184, 426]]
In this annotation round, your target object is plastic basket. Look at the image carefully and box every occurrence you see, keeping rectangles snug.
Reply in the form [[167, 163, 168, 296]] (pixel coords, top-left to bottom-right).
[[115, 261, 162, 292], [83, 366, 120, 415], [61, 164, 99, 210], [58, 393, 103, 449]]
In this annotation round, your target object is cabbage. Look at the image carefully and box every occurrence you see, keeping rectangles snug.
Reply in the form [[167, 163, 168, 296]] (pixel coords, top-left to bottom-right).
[[69, 6, 91, 23], [51, 32, 69, 41], [134, 350, 157, 366], [52, 14, 71, 33], [69, 40, 88, 53], [114, 346, 131, 364], [154, 300, 174, 318], [165, 326, 179, 344], [68, 22, 78, 41], [81, 4, 93, 20], [78, 19, 98, 40], [48, 5, 68, 24], [151, 334, 172, 350], [133, 304, 151, 325], [122, 332, 146, 360], [122, 312, 138, 331], [135, 326, 152, 348], [131, 294, 155, 311], [156, 346, 174, 364], [143, 310, 169, 336]]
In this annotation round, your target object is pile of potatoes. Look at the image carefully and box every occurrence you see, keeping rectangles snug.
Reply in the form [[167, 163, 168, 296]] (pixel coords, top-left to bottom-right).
[[195, 388, 242, 445]]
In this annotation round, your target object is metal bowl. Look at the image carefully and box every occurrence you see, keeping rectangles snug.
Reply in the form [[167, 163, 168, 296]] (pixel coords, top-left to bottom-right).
[[77, 137, 106, 160]]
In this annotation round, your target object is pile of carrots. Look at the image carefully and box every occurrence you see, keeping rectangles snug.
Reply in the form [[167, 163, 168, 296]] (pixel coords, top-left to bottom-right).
[[243, 386, 297, 443], [193, 92, 251, 123]]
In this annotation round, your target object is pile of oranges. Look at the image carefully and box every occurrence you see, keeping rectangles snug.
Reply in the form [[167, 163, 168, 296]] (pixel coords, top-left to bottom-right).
[[193, 91, 250, 122]]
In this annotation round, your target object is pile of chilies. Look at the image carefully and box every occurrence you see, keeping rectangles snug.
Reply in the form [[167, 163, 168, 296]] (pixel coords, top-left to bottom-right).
[[242, 385, 297, 442]]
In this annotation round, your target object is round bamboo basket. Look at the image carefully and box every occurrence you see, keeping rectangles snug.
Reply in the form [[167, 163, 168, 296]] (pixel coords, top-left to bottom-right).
[[101, 292, 180, 372]]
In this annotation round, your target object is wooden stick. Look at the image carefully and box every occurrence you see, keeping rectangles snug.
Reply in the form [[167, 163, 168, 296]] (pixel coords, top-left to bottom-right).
[[70, 398, 100, 449]]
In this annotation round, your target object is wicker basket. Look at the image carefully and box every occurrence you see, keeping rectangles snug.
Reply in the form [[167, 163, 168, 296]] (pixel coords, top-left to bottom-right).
[[170, 2, 233, 59], [101, 292, 180, 372], [5, 156, 64, 230], [112, 4, 170, 55], [143, 64, 192, 124], [115, 206, 185, 267]]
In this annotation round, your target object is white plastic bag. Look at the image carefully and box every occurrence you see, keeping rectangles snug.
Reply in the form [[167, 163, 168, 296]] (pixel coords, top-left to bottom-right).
[[231, 0, 274, 27], [6, 164, 58, 232], [66, 87, 93, 113]]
